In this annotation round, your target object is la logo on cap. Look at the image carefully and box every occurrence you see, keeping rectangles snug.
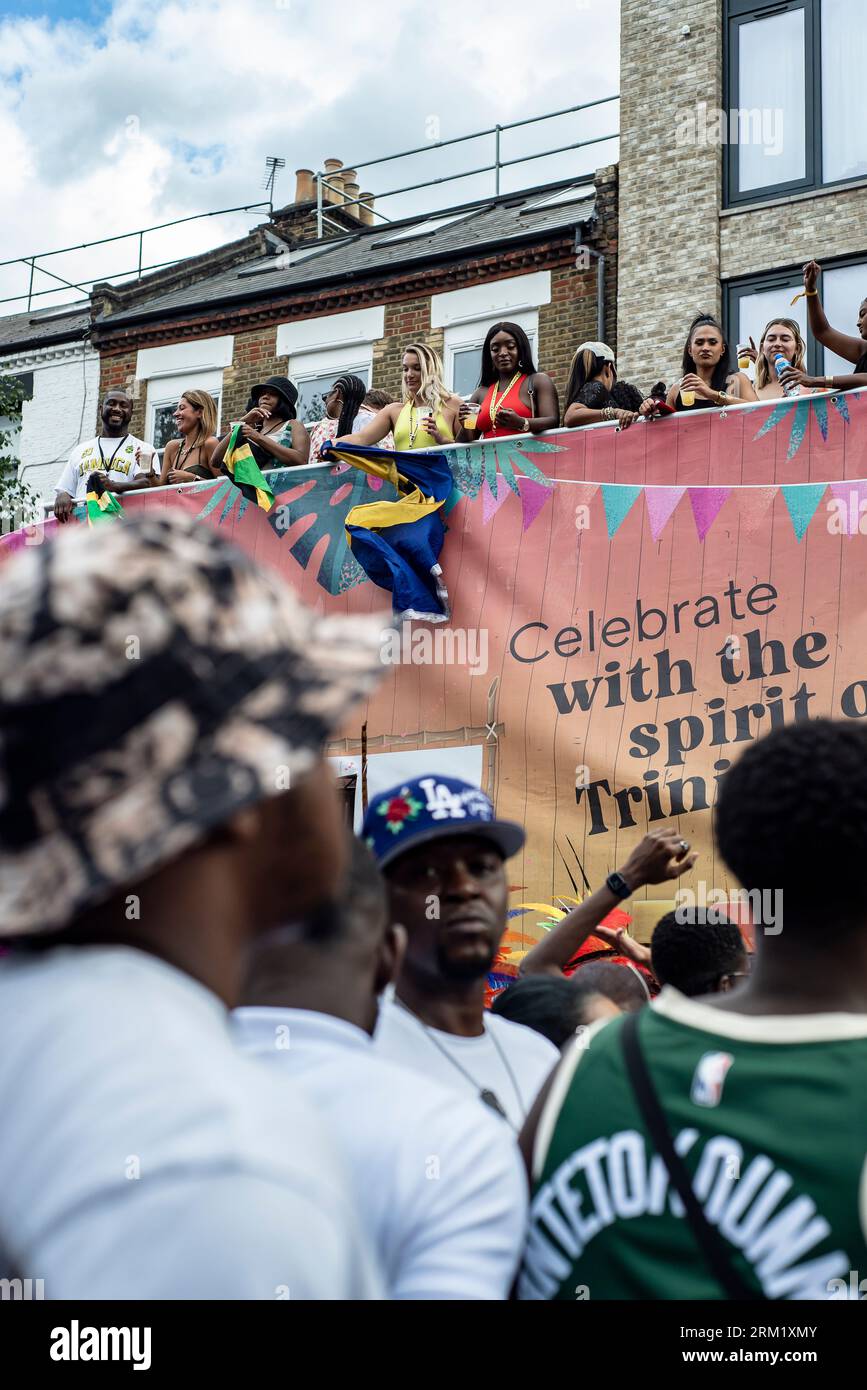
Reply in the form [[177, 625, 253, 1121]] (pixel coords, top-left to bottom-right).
[[418, 777, 492, 822]]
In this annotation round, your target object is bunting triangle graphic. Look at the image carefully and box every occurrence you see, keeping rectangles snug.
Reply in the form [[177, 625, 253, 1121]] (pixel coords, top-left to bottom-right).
[[735, 486, 777, 534], [569, 481, 600, 506], [644, 486, 686, 541], [601, 483, 642, 539], [516, 475, 553, 532], [781, 483, 827, 541], [688, 487, 731, 540], [829, 481, 867, 536], [481, 476, 510, 524]]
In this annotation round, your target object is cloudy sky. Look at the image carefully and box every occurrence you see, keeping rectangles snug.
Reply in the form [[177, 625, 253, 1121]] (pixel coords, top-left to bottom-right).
[[0, 0, 620, 314]]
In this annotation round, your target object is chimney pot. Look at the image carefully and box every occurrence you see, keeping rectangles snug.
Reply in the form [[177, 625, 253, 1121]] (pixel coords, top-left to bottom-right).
[[343, 181, 361, 217], [294, 168, 314, 203], [359, 192, 375, 226], [322, 158, 344, 205]]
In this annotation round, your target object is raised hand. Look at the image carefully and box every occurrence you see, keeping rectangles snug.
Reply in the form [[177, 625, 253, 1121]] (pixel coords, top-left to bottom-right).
[[619, 828, 698, 891]]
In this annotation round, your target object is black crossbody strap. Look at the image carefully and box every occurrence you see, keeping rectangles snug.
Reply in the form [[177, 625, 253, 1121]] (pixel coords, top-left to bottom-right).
[[620, 1012, 764, 1301]]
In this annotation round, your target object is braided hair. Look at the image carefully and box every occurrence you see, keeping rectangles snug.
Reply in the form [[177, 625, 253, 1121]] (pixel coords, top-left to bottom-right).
[[331, 374, 367, 436]]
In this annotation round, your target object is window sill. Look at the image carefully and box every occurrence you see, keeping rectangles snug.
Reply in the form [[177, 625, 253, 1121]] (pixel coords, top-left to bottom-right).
[[721, 175, 867, 219]]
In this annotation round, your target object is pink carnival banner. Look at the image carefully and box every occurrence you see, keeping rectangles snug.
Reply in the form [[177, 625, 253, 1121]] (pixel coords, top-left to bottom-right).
[[5, 390, 867, 946]]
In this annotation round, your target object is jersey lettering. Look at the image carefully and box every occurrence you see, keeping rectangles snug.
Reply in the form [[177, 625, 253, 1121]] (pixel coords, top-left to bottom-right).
[[522, 1127, 850, 1300]]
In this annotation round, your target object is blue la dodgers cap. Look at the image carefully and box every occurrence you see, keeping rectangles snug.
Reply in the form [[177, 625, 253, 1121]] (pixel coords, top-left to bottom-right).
[[362, 773, 525, 870]]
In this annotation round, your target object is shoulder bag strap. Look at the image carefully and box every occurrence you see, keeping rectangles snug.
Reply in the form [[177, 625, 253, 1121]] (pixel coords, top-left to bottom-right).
[[620, 1011, 765, 1301]]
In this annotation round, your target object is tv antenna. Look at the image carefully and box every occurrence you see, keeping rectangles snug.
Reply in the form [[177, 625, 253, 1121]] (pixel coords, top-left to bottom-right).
[[263, 156, 286, 213]]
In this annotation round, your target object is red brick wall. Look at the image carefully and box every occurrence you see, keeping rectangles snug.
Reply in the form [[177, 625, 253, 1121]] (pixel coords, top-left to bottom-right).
[[371, 298, 441, 399], [99, 350, 141, 435], [221, 326, 283, 422], [540, 265, 601, 407]]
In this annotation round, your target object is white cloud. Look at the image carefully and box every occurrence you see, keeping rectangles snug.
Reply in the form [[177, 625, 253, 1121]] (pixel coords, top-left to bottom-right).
[[0, 0, 620, 314]]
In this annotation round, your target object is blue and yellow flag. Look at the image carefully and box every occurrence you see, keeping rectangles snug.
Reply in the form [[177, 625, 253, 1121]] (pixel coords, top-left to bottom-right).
[[221, 424, 276, 513], [322, 441, 453, 621]]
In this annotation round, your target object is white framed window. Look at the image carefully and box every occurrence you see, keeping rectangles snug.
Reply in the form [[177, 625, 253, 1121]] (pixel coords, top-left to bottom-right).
[[277, 306, 384, 424], [294, 358, 371, 425], [136, 337, 233, 449], [145, 370, 223, 451], [443, 311, 540, 395], [431, 273, 550, 394]]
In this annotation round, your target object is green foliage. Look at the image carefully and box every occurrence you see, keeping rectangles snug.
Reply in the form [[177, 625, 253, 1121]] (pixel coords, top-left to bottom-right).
[[0, 375, 39, 529]]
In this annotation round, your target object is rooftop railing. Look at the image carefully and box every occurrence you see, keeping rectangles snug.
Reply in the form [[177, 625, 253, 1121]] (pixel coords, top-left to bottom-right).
[[0, 95, 619, 316], [314, 94, 619, 236]]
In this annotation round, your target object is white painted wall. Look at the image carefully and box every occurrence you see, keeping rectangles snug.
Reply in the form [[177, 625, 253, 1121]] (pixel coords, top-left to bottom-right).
[[3, 345, 100, 501]]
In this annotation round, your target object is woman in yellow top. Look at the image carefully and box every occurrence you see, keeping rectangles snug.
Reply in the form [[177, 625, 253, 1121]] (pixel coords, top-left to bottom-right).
[[338, 344, 461, 450]]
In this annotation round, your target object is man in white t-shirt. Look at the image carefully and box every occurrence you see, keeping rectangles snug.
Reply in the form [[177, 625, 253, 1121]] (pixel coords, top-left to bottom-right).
[[0, 511, 388, 1299], [54, 389, 158, 521], [234, 835, 528, 1299], [363, 775, 559, 1131]]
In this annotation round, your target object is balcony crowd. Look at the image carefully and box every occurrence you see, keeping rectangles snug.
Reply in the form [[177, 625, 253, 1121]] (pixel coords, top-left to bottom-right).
[[53, 259, 867, 519]]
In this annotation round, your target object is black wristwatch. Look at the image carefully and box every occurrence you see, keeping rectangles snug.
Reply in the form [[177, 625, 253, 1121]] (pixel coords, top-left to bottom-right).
[[605, 871, 633, 900]]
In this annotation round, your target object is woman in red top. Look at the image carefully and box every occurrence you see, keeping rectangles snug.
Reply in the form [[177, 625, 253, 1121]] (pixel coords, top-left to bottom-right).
[[457, 321, 559, 440]]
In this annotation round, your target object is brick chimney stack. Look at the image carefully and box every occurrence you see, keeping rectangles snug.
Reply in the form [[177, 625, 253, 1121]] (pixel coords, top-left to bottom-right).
[[272, 156, 373, 243]]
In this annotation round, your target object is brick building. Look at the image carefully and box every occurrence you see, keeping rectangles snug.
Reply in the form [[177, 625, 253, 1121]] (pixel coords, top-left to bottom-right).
[[618, 0, 867, 385], [89, 164, 619, 451]]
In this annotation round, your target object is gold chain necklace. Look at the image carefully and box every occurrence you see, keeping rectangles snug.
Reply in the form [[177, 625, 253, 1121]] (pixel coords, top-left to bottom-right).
[[489, 372, 522, 425]]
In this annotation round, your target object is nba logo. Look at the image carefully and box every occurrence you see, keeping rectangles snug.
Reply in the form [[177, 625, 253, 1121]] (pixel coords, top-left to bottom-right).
[[691, 1051, 734, 1107]]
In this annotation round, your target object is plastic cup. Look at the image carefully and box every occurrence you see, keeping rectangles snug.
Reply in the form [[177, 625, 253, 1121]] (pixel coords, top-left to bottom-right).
[[737, 350, 751, 369], [680, 389, 696, 408], [462, 399, 479, 429]]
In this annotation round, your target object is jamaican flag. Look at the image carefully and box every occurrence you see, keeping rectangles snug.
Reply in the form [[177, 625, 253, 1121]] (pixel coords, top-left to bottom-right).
[[85, 473, 124, 526], [221, 424, 276, 513], [321, 440, 452, 622]]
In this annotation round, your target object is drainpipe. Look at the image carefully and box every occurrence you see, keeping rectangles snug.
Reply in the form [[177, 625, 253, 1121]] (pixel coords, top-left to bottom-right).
[[595, 251, 605, 343], [588, 249, 606, 343], [576, 232, 606, 343]]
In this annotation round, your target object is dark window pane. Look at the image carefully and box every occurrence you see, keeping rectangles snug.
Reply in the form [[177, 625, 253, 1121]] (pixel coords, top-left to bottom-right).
[[453, 349, 481, 396], [297, 368, 369, 425]]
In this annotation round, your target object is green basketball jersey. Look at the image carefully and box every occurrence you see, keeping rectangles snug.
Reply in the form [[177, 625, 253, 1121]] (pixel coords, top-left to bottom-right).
[[520, 989, 867, 1300]]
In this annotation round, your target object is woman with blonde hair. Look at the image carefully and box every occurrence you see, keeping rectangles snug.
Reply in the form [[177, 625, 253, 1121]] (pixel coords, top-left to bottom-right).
[[159, 389, 221, 484], [338, 343, 461, 450], [742, 319, 814, 399]]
